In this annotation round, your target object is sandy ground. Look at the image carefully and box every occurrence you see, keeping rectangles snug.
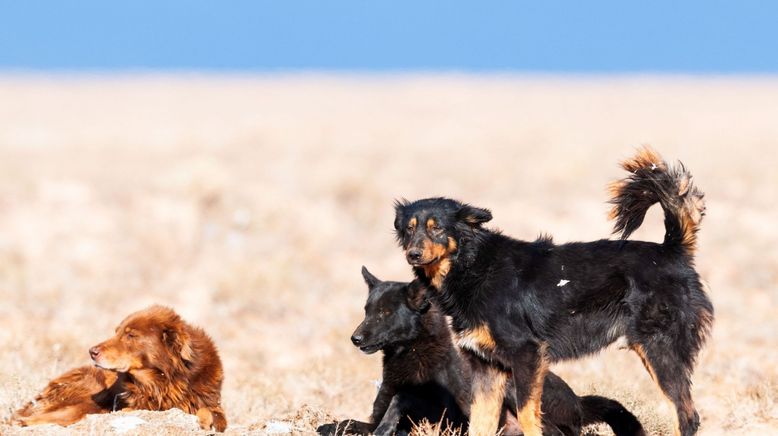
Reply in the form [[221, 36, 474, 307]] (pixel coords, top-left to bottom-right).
[[0, 75, 776, 435]]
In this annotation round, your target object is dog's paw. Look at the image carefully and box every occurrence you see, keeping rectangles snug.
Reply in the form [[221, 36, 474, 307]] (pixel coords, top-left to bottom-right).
[[316, 422, 338, 435], [196, 407, 214, 430], [317, 420, 372, 435]]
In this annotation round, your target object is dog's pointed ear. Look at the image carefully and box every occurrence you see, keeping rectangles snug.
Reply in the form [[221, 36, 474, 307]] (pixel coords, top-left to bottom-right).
[[456, 204, 492, 227], [406, 281, 431, 313], [361, 266, 381, 290], [162, 326, 194, 362], [393, 199, 407, 231]]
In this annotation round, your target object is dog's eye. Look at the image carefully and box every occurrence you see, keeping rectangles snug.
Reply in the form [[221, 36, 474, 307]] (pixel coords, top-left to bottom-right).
[[430, 224, 441, 231], [126, 332, 137, 339], [406, 224, 414, 231]]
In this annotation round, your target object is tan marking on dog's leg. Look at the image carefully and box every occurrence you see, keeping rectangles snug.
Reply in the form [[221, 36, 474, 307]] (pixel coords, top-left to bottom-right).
[[632, 344, 682, 436], [469, 366, 507, 436], [517, 346, 548, 436]]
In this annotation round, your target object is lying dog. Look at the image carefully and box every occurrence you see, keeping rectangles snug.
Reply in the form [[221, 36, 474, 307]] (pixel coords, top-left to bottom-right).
[[12, 305, 227, 432], [318, 267, 644, 436], [394, 147, 712, 436]]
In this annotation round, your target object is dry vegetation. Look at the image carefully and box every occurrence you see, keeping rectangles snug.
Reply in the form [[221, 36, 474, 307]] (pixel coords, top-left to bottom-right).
[[0, 75, 776, 435]]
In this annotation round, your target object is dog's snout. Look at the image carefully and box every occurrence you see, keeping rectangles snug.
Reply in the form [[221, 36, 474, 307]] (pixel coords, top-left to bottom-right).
[[351, 334, 364, 346], [407, 248, 422, 262], [89, 346, 100, 360]]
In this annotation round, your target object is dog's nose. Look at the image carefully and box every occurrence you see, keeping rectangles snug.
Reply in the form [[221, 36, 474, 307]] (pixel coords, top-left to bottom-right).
[[351, 334, 364, 346], [89, 346, 100, 360], [407, 249, 422, 262]]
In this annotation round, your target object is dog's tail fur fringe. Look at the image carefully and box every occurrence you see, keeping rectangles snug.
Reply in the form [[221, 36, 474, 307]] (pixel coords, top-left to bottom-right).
[[580, 395, 646, 436], [608, 145, 706, 256]]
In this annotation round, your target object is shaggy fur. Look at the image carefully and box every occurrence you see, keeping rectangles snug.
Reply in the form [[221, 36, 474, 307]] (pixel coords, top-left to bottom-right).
[[318, 268, 644, 436], [11, 366, 123, 427], [393, 147, 713, 436], [12, 306, 227, 432]]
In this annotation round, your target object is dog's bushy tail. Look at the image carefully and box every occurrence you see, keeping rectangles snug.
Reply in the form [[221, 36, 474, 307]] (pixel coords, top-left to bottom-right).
[[580, 395, 645, 436], [608, 146, 705, 256]]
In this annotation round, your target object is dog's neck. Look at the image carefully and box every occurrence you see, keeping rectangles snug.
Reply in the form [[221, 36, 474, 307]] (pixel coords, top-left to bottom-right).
[[414, 230, 492, 333], [382, 307, 453, 384], [420, 258, 452, 290]]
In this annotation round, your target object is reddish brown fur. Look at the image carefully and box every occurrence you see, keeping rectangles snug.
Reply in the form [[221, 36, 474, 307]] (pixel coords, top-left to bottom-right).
[[619, 145, 668, 174], [12, 306, 227, 432], [11, 366, 121, 426]]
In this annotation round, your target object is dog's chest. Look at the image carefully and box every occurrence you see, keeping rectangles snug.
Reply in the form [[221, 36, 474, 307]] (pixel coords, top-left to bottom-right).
[[454, 324, 497, 361]]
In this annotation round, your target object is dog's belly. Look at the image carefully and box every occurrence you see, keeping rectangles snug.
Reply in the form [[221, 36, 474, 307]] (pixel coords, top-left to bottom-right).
[[546, 310, 627, 360]]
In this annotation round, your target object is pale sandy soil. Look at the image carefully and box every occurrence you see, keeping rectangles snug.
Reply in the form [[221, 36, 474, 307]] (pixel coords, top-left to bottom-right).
[[0, 75, 776, 435]]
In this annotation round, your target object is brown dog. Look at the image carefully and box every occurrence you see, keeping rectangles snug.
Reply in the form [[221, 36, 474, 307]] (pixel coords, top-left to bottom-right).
[[12, 306, 227, 432]]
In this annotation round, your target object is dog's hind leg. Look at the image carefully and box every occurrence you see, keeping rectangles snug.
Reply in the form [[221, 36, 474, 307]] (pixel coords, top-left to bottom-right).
[[631, 343, 699, 436], [13, 405, 92, 427]]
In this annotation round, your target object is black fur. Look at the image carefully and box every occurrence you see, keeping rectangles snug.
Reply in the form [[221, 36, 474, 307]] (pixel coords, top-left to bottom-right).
[[394, 148, 712, 436], [317, 268, 645, 436]]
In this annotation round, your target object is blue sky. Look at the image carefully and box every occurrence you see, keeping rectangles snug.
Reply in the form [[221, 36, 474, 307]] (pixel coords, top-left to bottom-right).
[[1, 1, 775, 72]]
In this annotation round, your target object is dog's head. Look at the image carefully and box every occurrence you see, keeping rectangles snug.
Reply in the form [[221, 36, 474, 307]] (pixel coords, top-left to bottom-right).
[[394, 197, 492, 267], [350, 267, 430, 354], [90, 305, 193, 376]]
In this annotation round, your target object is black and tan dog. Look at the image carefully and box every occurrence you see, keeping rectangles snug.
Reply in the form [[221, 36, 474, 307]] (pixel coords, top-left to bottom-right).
[[318, 267, 644, 436], [393, 147, 713, 436]]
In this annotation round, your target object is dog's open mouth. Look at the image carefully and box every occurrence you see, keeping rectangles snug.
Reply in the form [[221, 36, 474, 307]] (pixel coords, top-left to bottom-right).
[[358, 342, 385, 354]]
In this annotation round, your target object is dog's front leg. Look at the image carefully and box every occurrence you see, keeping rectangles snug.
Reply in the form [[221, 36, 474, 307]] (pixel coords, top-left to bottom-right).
[[372, 394, 406, 436], [512, 341, 549, 436], [368, 381, 397, 430], [468, 361, 508, 436]]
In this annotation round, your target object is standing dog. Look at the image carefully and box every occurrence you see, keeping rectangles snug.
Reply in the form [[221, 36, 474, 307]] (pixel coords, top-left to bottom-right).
[[12, 306, 227, 432], [393, 147, 712, 436], [318, 267, 644, 436]]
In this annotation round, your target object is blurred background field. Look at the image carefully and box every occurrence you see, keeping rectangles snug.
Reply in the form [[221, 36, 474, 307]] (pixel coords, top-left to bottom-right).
[[0, 75, 776, 434]]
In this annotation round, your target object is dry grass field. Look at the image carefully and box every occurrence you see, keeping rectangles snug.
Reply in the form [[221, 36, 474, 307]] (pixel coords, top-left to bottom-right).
[[0, 75, 776, 435]]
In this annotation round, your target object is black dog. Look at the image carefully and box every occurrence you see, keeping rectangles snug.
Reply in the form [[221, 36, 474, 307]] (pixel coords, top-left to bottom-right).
[[318, 267, 644, 436], [393, 147, 713, 436]]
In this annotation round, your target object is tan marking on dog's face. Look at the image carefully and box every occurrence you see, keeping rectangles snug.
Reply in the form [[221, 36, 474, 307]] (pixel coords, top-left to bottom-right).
[[419, 237, 458, 289], [407, 217, 417, 231], [426, 217, 440, 231]]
